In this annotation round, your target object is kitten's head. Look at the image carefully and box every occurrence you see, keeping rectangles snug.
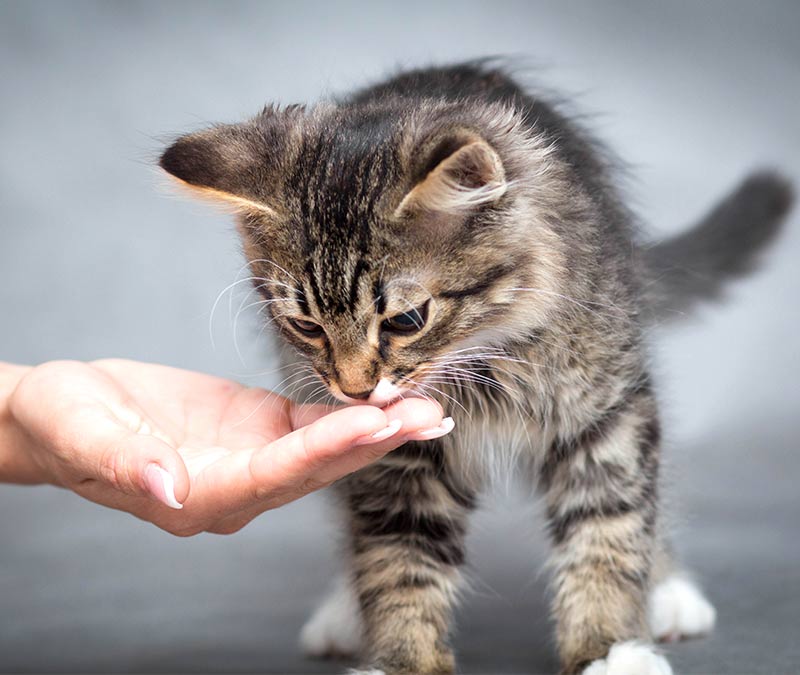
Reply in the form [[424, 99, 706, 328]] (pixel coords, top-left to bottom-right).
[[161, 101, 564, 406]]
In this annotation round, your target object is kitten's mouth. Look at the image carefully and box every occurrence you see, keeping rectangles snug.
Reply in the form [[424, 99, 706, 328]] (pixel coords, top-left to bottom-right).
[[331, 377, 420, 408]]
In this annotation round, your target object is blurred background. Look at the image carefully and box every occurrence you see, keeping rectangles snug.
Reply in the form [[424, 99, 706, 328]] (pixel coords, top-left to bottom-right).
[[1, 1, 798, 673]]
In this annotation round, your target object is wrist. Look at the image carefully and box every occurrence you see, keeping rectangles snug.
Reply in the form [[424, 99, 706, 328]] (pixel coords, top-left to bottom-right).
[[0, 363, 44, 484]]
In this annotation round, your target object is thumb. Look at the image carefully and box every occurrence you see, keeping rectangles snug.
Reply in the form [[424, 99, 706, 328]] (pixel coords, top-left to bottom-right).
[[93, 429, 190, 510]]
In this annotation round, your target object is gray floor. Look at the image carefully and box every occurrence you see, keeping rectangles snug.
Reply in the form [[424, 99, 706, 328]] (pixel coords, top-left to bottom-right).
[[1, 2, 799, 674]]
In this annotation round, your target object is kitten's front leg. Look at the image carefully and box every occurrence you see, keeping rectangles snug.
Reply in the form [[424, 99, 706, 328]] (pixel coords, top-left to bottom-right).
[[342, 439, 476, 675], [541, 390, 670, 675]]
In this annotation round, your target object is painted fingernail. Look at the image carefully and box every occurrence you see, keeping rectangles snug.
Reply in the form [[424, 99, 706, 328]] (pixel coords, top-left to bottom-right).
[[407, 417, 455, 440], [355, 419, 403, 445], [144, 463, 183, 510]]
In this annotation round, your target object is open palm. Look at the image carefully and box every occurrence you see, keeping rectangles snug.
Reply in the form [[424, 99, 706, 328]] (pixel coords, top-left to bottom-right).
[[9, 359, 446, 535]]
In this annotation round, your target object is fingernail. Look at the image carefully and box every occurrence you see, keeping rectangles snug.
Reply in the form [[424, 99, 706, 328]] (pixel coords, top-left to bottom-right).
[[355, 419, 403, 445], [144, 463, 183, 510], [406, 417, 455, 441]]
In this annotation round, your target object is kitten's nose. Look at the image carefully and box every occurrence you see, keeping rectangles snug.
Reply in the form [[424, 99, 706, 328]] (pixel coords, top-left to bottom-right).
[[339, 387, 374, 400]]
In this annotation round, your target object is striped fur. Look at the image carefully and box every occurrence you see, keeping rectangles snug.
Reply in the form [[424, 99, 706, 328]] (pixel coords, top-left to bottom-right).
[[341, 441, 474, 673], [160, 60, 791, 674]]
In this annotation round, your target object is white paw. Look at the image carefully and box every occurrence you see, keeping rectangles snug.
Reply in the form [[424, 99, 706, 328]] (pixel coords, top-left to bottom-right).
[[649, 574, 717, 642], [347, 671, 385, 675], [299, 577, 363, 659], [582, 641, 672, 675]]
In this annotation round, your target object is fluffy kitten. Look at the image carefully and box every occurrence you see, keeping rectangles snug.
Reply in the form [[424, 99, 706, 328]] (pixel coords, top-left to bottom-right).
[[160, 61, 792, 675]]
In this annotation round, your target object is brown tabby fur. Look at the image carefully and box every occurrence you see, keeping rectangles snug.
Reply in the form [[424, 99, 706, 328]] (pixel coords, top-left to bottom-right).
[[160, 61, 792, 674]]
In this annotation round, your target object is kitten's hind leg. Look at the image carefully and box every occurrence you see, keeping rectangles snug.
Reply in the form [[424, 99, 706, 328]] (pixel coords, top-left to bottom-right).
[[541, 387, 669, 674], [299, 575, 363, 659]]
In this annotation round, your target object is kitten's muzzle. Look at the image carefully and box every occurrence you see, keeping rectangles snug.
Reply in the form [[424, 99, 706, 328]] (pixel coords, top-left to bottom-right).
[[333, 377, 410, 407]]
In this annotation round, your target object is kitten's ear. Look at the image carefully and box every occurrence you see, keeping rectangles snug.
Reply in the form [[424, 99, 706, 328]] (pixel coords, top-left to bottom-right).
[[396, 133, 507, 217], [160, 108, 297, 216]]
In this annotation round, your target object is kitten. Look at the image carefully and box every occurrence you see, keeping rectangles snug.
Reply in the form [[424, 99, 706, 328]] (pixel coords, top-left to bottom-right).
[[160, 61, 792, 675]]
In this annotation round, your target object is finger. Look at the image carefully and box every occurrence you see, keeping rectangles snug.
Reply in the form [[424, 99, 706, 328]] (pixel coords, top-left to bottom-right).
[[210, 398, 452, 530], [375, 396, 446, 432], [288, 394, 443, 430], [296, 399, 451, 490], [198, 399, 450, 530], [249, 405, 393, 493], [45, 405, 192, 510], [91, 428, 191, 510], [250, 398, 449, 499]]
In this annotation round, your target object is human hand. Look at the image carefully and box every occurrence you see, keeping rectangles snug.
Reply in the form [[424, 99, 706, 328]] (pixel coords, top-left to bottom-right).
[[3, 359, 452, 535]]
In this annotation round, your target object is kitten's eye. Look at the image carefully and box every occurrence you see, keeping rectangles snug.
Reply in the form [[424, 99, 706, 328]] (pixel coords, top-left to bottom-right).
[[289, 317, 324, 338], [382, 301, 429, 334]]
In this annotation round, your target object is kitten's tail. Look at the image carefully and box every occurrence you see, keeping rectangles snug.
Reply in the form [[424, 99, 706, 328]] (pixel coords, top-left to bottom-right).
[[642, 171, 793, 321]]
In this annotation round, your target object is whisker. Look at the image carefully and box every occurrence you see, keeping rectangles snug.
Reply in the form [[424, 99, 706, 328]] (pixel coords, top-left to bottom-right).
[[247, 258, 300, 285], [400, 376, 470, 418], [209, 275, 267, 350], [230, 389, 274, 429]]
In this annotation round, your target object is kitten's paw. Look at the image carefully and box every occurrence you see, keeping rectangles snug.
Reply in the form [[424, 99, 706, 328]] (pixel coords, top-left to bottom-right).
[[582, 642, 672, 675], [347, 670, 385, 675], [649, 574, 716, 642], [299, 578, 363, 659]]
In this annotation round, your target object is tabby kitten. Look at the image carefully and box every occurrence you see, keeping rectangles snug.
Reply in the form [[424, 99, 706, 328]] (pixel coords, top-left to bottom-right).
[[160, 62, 792, 675]]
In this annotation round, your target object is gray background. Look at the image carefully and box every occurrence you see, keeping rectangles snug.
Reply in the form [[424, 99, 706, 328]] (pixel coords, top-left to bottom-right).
[[1, 1, 798, 673]]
